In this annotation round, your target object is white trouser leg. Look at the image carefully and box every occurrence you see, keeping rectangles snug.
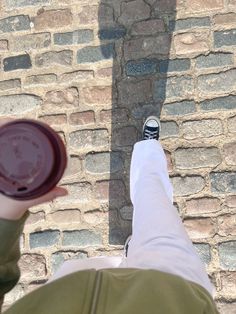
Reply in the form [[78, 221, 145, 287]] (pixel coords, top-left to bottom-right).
[[119, 140, 214, 296], [48, 256, 122, 283]]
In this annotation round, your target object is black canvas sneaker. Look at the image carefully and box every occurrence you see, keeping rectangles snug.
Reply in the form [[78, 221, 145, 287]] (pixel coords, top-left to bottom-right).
[[142, 116, 161, 141]]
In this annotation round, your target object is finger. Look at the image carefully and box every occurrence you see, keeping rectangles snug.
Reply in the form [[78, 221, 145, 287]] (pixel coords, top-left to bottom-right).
[[0, 117, 14, 127]]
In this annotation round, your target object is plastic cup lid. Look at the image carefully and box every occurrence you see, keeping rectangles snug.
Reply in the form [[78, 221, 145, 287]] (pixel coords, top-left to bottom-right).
[[0, 121, 55, 198]]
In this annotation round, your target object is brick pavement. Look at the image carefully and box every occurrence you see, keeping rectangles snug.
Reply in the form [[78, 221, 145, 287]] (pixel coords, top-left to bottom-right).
[[0, 0, 236, 312]]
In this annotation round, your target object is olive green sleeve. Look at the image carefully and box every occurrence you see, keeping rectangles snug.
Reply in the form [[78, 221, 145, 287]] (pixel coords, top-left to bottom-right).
[[0, 212, 29, 312]]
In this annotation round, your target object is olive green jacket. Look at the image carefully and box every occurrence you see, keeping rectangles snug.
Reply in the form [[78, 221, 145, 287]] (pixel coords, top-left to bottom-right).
[[0, 214, 219, 314]]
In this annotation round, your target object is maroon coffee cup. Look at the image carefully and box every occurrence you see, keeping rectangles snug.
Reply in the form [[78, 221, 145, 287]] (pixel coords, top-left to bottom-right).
[[0, 119, 67, 200]]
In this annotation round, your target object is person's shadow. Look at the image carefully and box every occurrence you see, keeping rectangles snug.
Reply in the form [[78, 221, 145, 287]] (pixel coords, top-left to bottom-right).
[[98, 0, 177, 245]]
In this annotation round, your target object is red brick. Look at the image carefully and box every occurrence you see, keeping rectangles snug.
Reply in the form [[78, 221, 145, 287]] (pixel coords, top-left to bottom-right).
[[19, 254, 46, 280], [185, 0, 224, 12], [60, 70, 94, 82], [44, 87, 79, 109], [39, 114, 67, 125], [78, 5, 98, 24], [100, 109, 129, 123], [33, 9, 72, 30], [186, 197, 221, 215], [219, 272, 236, 298], [96, 67, 112, 78], [124, 35, 170, 60], [223, 142, 236, 165], [49, 209, 81, 224], [82, 86, 112, 105], [174, 31, 210, 56], [218, 214, 236, 236], [213, 13, 236, 27], [184, 218, 216, 239], [118, 0, 150, 26], [131, 19, 165, 36], [225, 195, 236, 208], [69, 111, 95, 125]]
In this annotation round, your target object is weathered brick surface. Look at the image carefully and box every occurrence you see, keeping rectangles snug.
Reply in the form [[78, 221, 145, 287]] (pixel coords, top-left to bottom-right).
[[30, 230, 60, 248], [171, 176, 205, 196], [0, 39, 8, 50], [54, 30, 94, 45], [118, 0, 151, 26], [174, 147, 221, 169], [223, 142, 236, 165], [33, 9, 72, 30], [0, 79, 21, 91], [62, 230, 102, 247], [25, 73, 57, 86], [1, 0, 236, 311], [174, 31, 210, 56], [186, 197, 221, 216], [5, 0, 49, 8], [162, 100, 196, 116], [35, 50, 73, 67], [219, 272, 236, 298], [4, 54, 32, 71], [19, 254, 46, 280], [184, 218, 216, 239], [195, 52, 233, 69], [194, 243, 211, 265], [0, 94, 41, 114], [228, 115, 236, 133], [154, 76, 194, 101], [182, 119, 223, 139], [0, 15, 30, 33], [11, 33, 51, 51], [197, 69, 236, 96]]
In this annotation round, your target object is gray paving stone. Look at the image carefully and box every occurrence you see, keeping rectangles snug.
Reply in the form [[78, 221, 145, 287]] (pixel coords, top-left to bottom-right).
[[171, 176, 205, 196], [30, 230, 60, 248], [175, 147, 221, 169], [62, 230, 102, 247], [219, 241, 236, 270], [77, 44, 114, 63], [194, 243, 211, 265], [214, 29, 236, 48], [169, 17, 210, 32], [5, 0, 49, 8], [125, 59, 158, 76], [210, 172, 236, 193], [0, 15, 30, 33], [159, 58, 191, 73], [195, 52, 233, 69], [163, 100, 196, 115], [4, 54, 31, 71], [0, 94, 41, 114], [200, 95, 236, 111], [54, 29, 94, 45]]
